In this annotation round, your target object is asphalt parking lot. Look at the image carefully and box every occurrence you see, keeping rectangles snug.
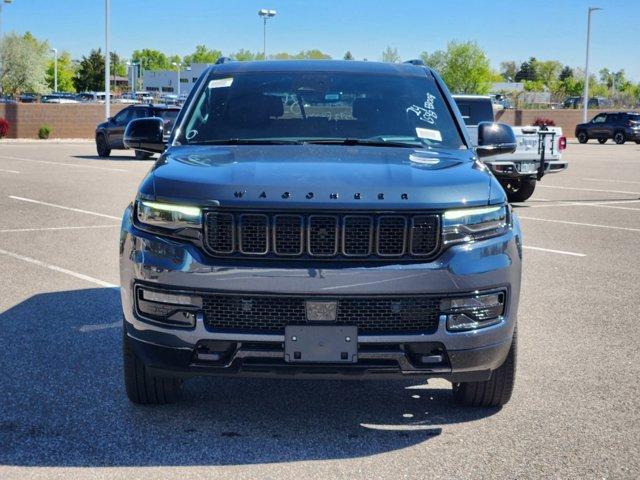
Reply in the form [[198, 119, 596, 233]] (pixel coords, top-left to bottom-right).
[[1, 141, 639, 479]]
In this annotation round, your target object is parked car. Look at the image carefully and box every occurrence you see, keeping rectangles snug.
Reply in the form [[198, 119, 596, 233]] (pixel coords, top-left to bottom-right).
[[454, 95, 567, 202], [41, 93, 79, 104], [562, 96, 613, 109], [18, 93, 37, 103], [119, 60, 521, 407], [575, 112, 640, 144], [95, 104, 180, 159]]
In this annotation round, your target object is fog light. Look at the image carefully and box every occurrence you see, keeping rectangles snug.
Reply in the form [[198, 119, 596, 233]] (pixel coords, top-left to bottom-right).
[[441, 292, 505, 332], [140, 289, 202, 307], [136, 287, 202, 328]]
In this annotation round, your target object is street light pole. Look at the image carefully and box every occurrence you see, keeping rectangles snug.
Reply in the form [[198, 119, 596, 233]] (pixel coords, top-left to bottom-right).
[[258, 9, 276, 60], [172, 61, 181, 98], [582, 7, 602, 123], [50, 48, 58, 92], [104, 0, 110, 120]]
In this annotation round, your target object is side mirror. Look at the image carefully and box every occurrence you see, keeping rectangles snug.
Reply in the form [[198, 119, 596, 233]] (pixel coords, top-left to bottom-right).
[[476, 122, 517, 158], [124, 117, 165, 153]]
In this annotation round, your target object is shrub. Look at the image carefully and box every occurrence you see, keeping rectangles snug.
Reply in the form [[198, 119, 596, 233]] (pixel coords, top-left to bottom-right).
[[38, 125, 52, 139], [0, 118, 9, 138], [532, 117, 556, 127]]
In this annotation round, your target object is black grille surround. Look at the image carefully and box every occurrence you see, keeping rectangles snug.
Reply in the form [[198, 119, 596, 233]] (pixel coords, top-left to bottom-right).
[[202, 294, 440, 334], [204, 210, 440, 261]]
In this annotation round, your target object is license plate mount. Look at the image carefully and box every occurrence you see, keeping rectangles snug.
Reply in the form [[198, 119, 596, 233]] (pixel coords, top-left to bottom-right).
[[518, 161, 538, 173], [284, 325, 357, 363]]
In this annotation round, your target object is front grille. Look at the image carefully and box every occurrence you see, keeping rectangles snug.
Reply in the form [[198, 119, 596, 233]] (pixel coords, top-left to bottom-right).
[[204, 210, 440, 260], [202, 294, 440, 333]]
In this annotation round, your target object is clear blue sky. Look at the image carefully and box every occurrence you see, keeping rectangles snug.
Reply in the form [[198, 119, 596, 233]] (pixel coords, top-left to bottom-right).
[[2, 0, 639, 80]]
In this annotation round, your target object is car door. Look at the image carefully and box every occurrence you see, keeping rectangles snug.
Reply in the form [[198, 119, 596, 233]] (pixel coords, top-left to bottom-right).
[[603, 113, 619, 138], [589, 113, 607, 138], [108, 106, 133, 148]]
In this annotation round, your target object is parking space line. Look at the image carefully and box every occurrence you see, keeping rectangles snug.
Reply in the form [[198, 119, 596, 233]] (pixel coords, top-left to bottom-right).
[[519, 215, 640, 233], [79, 321, 121, 332], [0, 168, 20, 174], [523, 199, 640, 211], [583, 178, 640, 185], [537, 184, 640, 196], [0, 247, 117, 288], [0, 225, 119, 233], [522, 246, 586, 257], [9, 196, 120, 220], [0, 155, 129, 172]]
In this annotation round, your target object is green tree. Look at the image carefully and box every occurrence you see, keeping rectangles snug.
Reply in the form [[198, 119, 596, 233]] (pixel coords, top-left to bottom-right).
[[233, 49, 259, 61], [420, 41, 495, 94], [271, 50, 331, 60], [0, 32, 49, 95], [74, 48, 105, 92], [381, 46, 400, 63], [536, 60, 562, 88], [515, 57, 538, 82], [132, 48, 170, 71], [46, 50, 76, 92], [499, 61, 518, 81], [559, 66, 573, 82], [343, 51, 354, 61], [183, 45, 222, 65]]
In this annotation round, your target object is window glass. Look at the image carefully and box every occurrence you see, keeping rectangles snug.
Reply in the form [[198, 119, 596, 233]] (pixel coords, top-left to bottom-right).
[[180, 71, 465, 149], [454, 99, 494, 126], [113, 108, 131, 125], [592, 114, 606, 123]]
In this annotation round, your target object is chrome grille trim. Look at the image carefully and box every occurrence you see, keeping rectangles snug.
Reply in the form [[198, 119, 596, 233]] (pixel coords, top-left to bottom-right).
[[409, 215, 441, 256], [272, 214, 304, 256], [307, 215, 339, 257], [342, 215, 374, 257], [238, 214, 269, 255], [376, 216, 407, 257], [204, 212, 235, 254]]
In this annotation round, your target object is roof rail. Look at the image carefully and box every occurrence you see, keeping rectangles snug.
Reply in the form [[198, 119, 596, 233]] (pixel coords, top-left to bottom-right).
[[403, 59, 425, 66], [215, 57, 234, 65]]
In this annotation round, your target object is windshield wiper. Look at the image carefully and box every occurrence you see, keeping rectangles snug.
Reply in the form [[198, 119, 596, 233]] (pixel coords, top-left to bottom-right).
[[190, 138, 304, 145], [303, 138, 423, 148]]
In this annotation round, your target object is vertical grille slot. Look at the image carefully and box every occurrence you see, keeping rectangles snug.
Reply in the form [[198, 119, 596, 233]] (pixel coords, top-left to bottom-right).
[[343, 216, 373, 256], [308, 216, 338, 256], [239, 214, 269, 254], [205, 212, 235, 253], [377, 216, 407, 256], [410, 215, 439, 255], [273, 215, 304, 255]]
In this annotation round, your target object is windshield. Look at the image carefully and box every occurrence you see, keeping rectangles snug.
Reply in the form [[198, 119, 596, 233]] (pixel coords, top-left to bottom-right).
[[178, 70, 465, 149]]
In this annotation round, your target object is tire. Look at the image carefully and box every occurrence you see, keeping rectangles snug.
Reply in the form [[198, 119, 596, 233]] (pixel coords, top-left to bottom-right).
[[577, 131, 588, 143], [96, 134, 111, 157], [501, 177, 537, 203], [135, 150, 153, 160], [123, 329, 182, 405], [597, 138, 607, 144], [613, 131, 626, 145], [635, 140, 640, 145], [452, 328, 517, 408]]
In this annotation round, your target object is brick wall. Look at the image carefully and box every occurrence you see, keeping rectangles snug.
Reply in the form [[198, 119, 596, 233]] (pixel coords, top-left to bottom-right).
[[495, 109, 638, 137], [0, 103, 127, 139], [1, 104, 638, 139]]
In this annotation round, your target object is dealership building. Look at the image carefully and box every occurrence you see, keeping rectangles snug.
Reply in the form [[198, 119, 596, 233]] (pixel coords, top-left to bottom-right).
[[142, 63, 210, 95]]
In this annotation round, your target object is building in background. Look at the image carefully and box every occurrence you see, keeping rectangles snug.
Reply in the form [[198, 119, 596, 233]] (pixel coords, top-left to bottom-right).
[[142, 63, 210, 96]]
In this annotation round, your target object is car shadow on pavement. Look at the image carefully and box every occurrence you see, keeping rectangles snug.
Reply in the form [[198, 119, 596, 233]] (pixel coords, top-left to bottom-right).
[[0, 288, 499, 467]]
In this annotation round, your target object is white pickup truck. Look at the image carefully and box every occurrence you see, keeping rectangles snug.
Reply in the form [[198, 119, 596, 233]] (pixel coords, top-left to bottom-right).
[[453, 95, 568, 202]]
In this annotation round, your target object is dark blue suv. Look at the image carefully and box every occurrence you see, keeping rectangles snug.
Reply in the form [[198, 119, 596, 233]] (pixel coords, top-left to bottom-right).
[[120, 60, 521, 407]]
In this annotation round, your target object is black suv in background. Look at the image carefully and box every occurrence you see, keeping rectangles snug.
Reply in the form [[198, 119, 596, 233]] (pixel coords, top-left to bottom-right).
[[575, 112, 640, 144], [95, 104, 180, 158]]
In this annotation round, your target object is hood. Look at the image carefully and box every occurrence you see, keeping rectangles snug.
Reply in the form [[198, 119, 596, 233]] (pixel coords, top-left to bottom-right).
[[147, 145, 494, 210]]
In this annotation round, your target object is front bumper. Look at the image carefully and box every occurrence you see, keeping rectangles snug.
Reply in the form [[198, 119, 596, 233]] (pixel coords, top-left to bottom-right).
[[120, 206, 522, 381]]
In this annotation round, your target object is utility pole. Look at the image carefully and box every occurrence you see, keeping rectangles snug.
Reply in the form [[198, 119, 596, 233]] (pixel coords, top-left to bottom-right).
[[50, 48, 58, 92], [258, 9, 276, 60], [582, 7, 602, 123], [104, 0, 110, 119]]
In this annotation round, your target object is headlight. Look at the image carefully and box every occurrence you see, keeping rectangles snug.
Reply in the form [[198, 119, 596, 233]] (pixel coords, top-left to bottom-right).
[[442, 205, 510, 245], [441, 291, 506, 331], [136, 200, 202, 230]]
